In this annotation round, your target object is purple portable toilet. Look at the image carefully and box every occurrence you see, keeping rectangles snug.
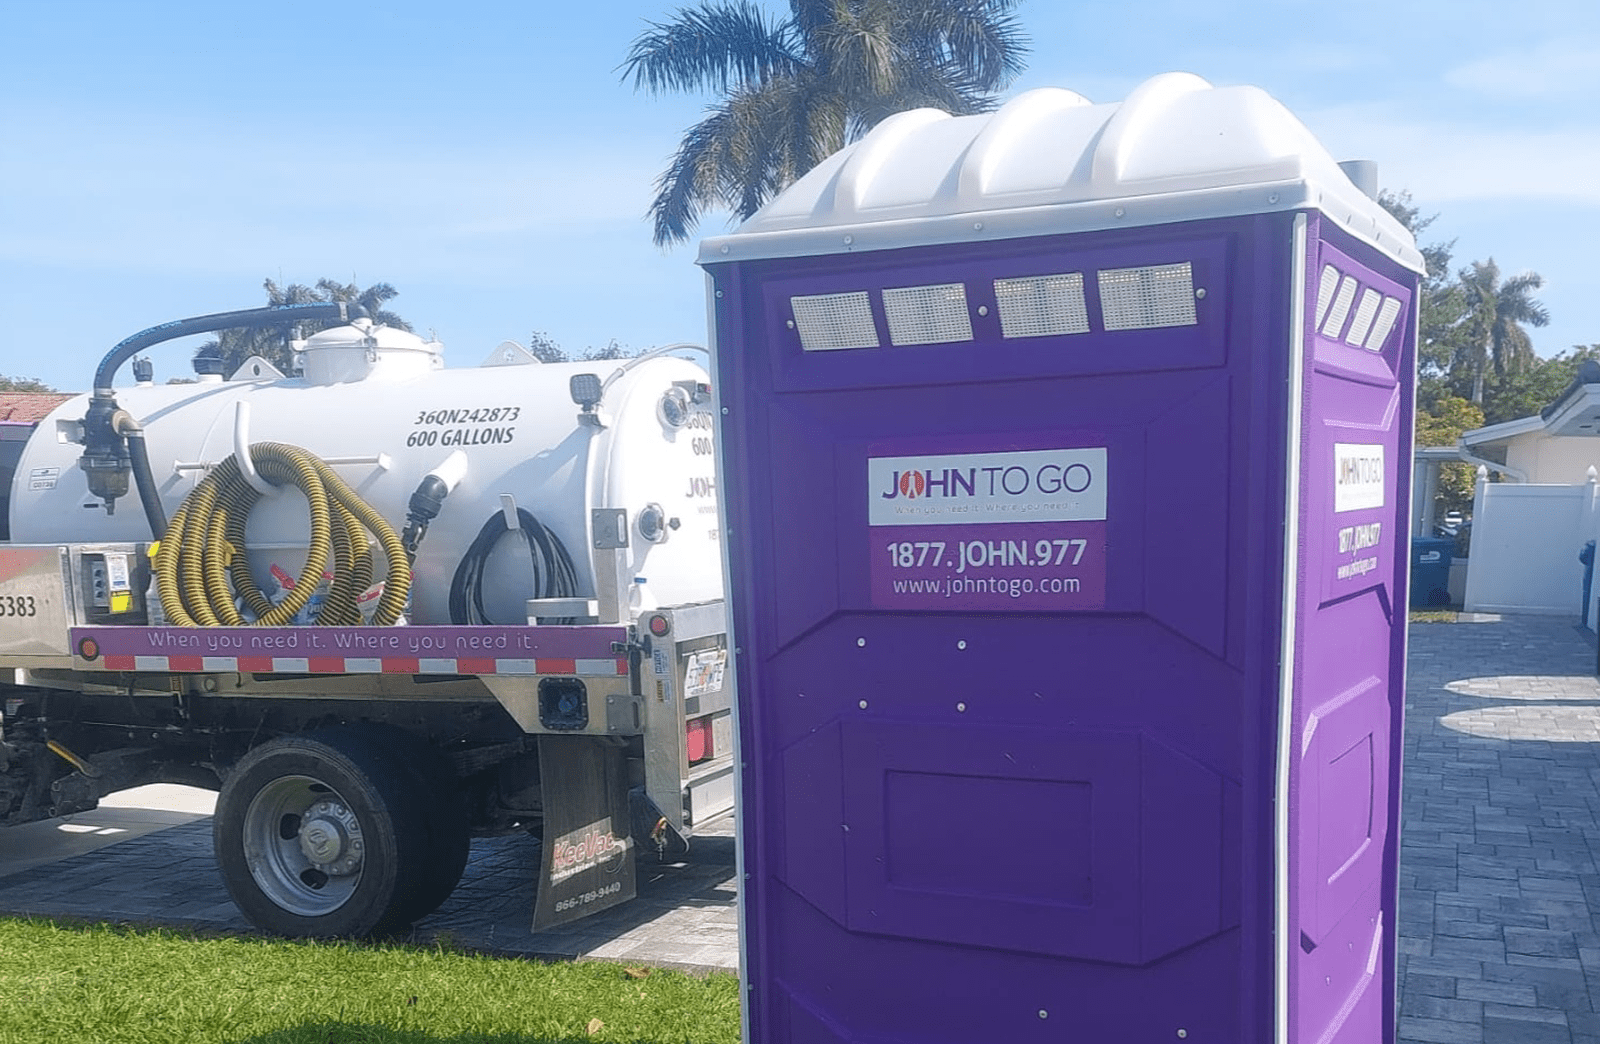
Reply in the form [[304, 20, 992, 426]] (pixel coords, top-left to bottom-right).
[[701, 73, 1421, 1044]]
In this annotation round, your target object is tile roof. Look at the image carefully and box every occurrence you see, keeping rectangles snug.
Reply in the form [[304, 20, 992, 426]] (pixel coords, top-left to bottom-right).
[[0, 393, 73, 424]]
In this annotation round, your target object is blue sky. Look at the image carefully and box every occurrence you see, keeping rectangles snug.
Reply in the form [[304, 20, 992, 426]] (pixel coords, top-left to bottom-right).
[[3, 0, 1596, 392]]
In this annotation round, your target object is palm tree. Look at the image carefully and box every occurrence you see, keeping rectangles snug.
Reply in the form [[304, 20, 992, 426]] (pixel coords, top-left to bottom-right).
[[204, 278, 412, 377], [1459, 258, 1549, 404], [622, 0, 1029, 246]]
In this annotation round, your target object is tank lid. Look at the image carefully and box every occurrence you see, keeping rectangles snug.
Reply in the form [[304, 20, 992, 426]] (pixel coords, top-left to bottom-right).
[[301, 318, 439, 354], [299, 319, 444, 384], [699, 73, 1423, 273]]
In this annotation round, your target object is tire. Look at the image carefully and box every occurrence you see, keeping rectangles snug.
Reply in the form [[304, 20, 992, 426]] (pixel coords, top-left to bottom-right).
[[366, 725, 471, 926], [213, 726, 433, 938]]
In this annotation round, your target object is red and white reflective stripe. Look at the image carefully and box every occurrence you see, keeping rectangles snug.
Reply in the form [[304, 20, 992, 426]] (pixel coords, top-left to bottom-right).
[[99, 654, 628, 676]]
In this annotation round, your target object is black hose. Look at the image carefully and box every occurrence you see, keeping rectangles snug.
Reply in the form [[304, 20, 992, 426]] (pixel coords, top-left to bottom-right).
[[81, 301, 369, 518], [449, 509, 580, 625], [124, 429, 168, 539], [92, 302, 356, 392]]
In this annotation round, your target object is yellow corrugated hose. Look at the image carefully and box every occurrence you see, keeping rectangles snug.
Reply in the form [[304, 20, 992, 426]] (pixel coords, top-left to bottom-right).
[[153, 442, 410, 627]]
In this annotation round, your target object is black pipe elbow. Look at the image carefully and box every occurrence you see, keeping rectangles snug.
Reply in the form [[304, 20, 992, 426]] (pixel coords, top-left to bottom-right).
[[81, 301, 371, 517], [401, 473, 453, 561], [92, 302, 361, 392]]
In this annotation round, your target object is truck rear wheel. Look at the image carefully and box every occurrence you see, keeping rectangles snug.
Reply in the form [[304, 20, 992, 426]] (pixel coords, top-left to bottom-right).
[[214, 726, 432, 938], [370, 725, 470, 926]]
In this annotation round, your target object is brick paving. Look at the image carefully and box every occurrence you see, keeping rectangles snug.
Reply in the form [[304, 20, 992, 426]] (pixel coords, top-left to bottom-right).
[[1400, 615, 1600, 1044], [5, 613, 1600, 1038]]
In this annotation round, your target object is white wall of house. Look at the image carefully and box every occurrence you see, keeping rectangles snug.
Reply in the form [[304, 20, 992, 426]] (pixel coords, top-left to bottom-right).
[[1502, 433, 1600, 485], [1463, 476, 1598, 616]]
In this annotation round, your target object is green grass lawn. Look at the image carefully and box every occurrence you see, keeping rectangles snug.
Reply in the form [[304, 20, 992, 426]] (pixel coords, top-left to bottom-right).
[[0, 917, 740, 1044]]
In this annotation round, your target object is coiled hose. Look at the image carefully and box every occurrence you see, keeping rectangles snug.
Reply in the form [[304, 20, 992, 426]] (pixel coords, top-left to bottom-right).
[[449, 508, 579, 625], [153, 442, 410, 627]]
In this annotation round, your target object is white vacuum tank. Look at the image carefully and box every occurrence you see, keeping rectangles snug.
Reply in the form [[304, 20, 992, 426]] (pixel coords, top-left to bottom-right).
[[8, 322, 723, 625]]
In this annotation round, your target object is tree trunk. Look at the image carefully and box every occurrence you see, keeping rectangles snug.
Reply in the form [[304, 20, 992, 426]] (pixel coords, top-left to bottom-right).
[[1471, 336, 1489, 404]]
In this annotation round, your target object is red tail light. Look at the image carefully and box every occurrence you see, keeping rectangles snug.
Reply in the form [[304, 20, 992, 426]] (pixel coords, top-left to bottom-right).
[[686, 718, 712, 763]]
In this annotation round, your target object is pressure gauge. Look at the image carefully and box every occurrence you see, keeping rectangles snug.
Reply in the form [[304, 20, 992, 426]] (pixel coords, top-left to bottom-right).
[[658, 386, 692, 429], [638, 502, 670, 543]]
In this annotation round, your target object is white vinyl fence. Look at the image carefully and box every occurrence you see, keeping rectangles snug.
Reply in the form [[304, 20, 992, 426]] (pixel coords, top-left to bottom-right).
[[1462, 468, 1599, 617]]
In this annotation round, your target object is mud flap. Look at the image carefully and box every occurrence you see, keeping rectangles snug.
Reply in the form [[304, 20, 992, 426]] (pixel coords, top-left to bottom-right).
[[531, 735, 637, 931]]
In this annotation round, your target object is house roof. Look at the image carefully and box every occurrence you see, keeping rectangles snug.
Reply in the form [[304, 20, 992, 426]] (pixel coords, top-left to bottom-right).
[[1535, 360, 1600, 437], [0, 393, 72, 424], [1451, 363, 1600, 454], [1541, 360, 1600, 420], [1460, 414, 1546, 451]]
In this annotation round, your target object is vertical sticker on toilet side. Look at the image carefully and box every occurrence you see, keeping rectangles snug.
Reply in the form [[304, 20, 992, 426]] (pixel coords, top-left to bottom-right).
[[1333, 443, 1384, 513], [1327, 442, 1389, 596]]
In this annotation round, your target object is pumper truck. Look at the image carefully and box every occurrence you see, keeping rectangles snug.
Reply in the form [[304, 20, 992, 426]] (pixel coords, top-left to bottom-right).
[[0, 303, 733, 936]]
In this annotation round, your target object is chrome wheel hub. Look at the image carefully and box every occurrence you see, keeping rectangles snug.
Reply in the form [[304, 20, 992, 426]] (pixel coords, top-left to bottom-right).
[[240, 775, 365, 917], [297, 799, 364, 876]]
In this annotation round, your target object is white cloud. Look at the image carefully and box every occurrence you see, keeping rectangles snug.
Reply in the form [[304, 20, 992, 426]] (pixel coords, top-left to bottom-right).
[[1301, 103, 1600, 205], [1445, 40, 1600, 99]]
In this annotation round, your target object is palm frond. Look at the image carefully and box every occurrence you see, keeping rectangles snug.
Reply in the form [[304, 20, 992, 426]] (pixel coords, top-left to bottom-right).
[[648, 106, 737, 246], [813, 6, 900, 98], [1498, 272, 1550, 327], [622, 0, 799, 95], [1492, 324, 1535, 376], [1457, 256, 1551, 395], [713, 81, 800, 219], [900, 0, 1028, 90], [633, 0, 1031, 248], [797, 82, 849, 172], [858, 59, 987, 124], [786, 0, 837, 50]]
